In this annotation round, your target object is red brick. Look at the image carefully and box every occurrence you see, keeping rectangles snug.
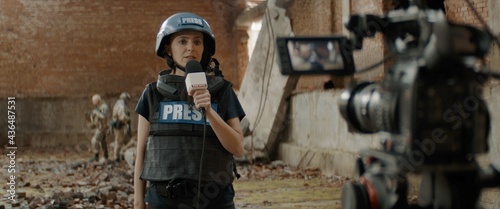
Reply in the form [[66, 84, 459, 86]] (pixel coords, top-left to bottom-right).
[[1, 0, 246, 98]]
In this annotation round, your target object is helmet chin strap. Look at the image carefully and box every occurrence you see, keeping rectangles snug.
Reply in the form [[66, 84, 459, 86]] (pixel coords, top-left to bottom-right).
[[164, 55, 187, 73], [174, 62, 186, 72]]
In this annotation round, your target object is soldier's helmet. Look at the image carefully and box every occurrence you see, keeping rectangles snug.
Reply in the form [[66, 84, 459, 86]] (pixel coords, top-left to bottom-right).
[[119, 92, 131, 100], [92, 94, 101, 105]]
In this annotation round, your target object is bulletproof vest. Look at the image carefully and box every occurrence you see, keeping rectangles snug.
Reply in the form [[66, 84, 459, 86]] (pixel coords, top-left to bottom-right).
[[156, 70, 225, 100], [140, 73, 235, 185], [93, 103, 110, 131]]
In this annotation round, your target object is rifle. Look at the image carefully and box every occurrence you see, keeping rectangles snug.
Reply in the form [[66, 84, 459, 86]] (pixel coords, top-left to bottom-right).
[[125, 120, 132, 139], [84, 109, 95, 129]]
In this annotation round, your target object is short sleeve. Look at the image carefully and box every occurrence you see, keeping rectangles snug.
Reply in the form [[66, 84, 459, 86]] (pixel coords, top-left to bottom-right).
[[218, 82, 246, 121], [135, 85, 150, 121]]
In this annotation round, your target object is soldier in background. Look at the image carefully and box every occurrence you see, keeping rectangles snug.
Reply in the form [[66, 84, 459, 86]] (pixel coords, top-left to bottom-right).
[[111, 92, 131, 162], [86, 94, 110, 162]]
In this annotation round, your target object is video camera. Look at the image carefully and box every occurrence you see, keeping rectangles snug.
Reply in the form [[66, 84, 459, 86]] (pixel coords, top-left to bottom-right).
[[276, 1, 500, 209]]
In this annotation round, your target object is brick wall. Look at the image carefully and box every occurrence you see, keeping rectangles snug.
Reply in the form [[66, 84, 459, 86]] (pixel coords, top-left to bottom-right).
[[288, 0, 340, 92], [0, 0, 246, 146], [444, 0, 493, 69], [0, 0, 246, 99], [445, 0, 488, 25], [350, 0, 387, 82]]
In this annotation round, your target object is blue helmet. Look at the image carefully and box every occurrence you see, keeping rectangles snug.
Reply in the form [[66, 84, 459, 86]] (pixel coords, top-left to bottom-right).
[[156, 12, 215, 70]]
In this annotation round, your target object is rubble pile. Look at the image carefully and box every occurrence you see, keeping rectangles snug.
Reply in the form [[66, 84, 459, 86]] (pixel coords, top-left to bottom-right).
[[1, 157, 135, 209], [1, 149, 338, 209]]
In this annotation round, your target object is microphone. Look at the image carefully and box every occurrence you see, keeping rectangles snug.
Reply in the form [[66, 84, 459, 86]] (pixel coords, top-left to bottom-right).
[[185, 60, 208, 115], [185, 60, 207, 96]]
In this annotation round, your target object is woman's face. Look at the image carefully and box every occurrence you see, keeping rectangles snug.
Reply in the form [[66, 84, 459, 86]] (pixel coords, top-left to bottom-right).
[[166, 30, 204, 68], [297, 44, 312, 59]]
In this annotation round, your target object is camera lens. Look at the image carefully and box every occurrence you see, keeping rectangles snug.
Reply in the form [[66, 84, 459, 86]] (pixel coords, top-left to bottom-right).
[[338, 81, 397, 133]]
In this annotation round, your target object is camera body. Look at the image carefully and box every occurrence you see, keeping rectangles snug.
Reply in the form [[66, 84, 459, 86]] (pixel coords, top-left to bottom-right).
[[276, 3, 500, 209], [338, 6, 491, 165]]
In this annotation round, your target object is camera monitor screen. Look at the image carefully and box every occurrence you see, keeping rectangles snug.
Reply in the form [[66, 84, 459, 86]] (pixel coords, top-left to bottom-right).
[[276, 36, 354, 75]]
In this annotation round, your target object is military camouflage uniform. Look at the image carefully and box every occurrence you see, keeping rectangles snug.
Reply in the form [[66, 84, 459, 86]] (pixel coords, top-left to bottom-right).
[[111, 92, 131, 162], [87, 95, 110, 162]]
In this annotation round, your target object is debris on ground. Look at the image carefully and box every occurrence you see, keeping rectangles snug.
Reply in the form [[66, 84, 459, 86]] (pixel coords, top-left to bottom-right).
[[0, 147, 347, 209]]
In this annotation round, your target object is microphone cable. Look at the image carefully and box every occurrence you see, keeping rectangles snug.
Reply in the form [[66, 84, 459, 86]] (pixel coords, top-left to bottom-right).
[[196, 108, 206, 209]]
